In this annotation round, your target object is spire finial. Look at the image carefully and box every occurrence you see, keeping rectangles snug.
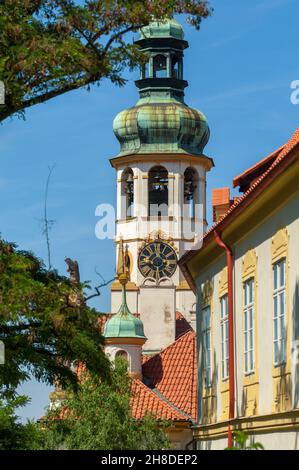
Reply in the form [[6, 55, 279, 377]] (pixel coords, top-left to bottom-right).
[[117, 238, 130, 286], [116, 238, 131, 316]]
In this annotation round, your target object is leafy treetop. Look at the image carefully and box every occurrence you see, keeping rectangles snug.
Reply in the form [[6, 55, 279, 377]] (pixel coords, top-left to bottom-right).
[[0, 237, 111, 397], [0, 0, 212, 122]]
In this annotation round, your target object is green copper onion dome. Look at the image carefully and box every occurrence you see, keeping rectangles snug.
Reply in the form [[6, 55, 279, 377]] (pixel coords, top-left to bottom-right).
[[113, 18, 210, 157], [113, 100, 209, 156]]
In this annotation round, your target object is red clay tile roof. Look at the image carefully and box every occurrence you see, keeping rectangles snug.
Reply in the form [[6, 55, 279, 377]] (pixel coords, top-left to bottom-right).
[[179, 127, 299, 290], [205, 127, 299, 235], [142, 331, 197, 421], [100, 311, 196, 423], [175, 311, 193, 339], [131, 378, 189, 421], [233, 146, 284, 191]]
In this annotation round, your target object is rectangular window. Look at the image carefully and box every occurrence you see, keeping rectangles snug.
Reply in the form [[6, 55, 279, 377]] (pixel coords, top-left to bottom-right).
[[243, 278, 255, 374], [273, 258, 286, 366], [220, 295, 229, 380], [202, 306, 212, 388]]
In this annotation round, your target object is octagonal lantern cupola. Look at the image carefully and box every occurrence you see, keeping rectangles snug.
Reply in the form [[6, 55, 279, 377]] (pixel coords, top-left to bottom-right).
[[113, 18, 210, 157]]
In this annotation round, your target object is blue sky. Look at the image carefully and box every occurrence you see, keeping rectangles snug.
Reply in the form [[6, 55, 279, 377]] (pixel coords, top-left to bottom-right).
[[1, 0, 298, 421]]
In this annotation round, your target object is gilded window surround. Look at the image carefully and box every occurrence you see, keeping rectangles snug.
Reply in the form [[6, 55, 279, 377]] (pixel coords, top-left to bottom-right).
[[218, 267, 229, 421], [241, 249, 259, 417], [271, 228, 291, 413], [201, 280, 217, 424]]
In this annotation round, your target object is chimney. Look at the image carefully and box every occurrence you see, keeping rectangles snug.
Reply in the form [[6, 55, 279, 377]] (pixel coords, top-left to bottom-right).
[[212, 187, 231, 223]]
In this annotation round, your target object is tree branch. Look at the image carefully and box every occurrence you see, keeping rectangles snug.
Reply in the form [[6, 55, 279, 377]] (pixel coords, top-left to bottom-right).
[[0, 72, 103, 123], [103, 24, 144, 53], [85, 278, 115, 301]]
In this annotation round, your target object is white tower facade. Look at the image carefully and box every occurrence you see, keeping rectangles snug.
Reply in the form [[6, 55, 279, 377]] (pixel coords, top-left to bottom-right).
[[110, 19, 213, 353]]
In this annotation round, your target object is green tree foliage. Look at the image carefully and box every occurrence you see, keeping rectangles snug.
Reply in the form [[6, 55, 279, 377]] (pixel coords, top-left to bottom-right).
[[0, 0, 212, 122], [42, 359, 170, 450], [0, 395, 43, 449], [226, 430, 264, 451], [0, 238, 111, 397]]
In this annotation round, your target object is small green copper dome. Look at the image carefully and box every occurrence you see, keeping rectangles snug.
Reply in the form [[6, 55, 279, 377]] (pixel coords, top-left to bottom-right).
[[113, 98, 210, 156], [104, 312, 146, 339], [104, 289, 146, 341], [140, 18, 184, 40]]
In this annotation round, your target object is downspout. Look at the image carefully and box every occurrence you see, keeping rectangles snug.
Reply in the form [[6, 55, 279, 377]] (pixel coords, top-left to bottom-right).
[[214, 231, 235, 448]]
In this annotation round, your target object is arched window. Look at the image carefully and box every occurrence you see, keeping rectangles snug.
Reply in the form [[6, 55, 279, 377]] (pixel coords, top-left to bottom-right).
[[153, 54, 167, 78], [184, 167, 198, 218], [115, 350, 128, 362], [148, 166, 168, 217], [121, 168, 134, 219]]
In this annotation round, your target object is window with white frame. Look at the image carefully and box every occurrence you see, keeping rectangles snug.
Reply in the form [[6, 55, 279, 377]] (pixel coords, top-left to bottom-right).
[[243, 278, 255, 374], [202, 306, 212, 388], [220, 295, 229, 380], [273, 258, 286, 366]]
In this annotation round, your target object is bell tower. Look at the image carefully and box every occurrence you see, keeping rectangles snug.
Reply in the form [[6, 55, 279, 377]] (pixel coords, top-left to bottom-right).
[[110, 18, 213, 353]]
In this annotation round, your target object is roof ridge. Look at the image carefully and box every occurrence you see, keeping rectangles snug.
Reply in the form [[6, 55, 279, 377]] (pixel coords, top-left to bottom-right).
[[232, 145, 284, 188], [132, 378, 188, 421], [150, 386, 192, 421]]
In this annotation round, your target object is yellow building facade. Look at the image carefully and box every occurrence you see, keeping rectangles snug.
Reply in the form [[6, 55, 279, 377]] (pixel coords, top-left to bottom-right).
[[180, 128, 299, 450]]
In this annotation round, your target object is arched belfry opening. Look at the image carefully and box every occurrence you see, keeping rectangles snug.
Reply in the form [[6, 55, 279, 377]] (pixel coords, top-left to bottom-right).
[[121, 168, 134, 219], [153, 54, 167, 78], [184, 167, 198, 218], [148, 166, 168, 217], [171, 55, 180, 79]]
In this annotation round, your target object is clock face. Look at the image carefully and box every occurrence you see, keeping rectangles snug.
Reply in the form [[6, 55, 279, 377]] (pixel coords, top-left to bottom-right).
[[138, 241, 177, 281]]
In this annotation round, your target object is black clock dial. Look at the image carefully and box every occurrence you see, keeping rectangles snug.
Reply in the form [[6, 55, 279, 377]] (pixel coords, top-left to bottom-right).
[[138, 241, 177, 281]]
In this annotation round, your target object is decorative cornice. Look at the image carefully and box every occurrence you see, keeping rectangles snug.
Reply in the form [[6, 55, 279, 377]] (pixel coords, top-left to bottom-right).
[[194, 409, 299, 440], [242, 249, 257, 280], [105, 337, 146, 346], [110, 153, 214, 171], [111, 280, 139, 292]]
